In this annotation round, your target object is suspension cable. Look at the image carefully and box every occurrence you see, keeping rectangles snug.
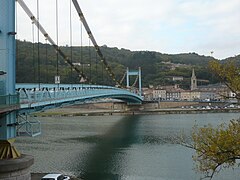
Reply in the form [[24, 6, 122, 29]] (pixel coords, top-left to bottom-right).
[[70, 0, 73, 85], [37, 0, 40, 88], [88, 38, 92, 84], [120, 72, 126, 85], [56, 0, 59, 80], [71, 0, 121, 87], [45, 39, 48, 83], [17, 0, 89, 82], [32, 22, 35, 83], [79, 22, 83, 84], [80, 22, 84, 84], [101, 59, 104, 85], [131, 75, 139, 88], [95, 49, 98, 85]]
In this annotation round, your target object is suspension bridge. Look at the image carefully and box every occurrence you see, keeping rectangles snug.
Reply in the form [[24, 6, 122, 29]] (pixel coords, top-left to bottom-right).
[[0, 0, 143, 159]]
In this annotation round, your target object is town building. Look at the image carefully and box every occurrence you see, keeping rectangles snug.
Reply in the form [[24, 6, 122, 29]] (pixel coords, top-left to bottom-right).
[[152, 89, 166, 100], [166, 88, 182, 100], [181, 90, 200, 101], [166, 76, 184, 81], [142, 88, 153, 101], [142, 69, 236, 102], [199, 91, 218, 101], [172, 76, 184, 81], [198, 83, 235, 101]]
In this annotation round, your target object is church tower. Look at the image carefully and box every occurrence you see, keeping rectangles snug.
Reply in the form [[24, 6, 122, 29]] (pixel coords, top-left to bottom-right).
[[191, 68, 197, 90]]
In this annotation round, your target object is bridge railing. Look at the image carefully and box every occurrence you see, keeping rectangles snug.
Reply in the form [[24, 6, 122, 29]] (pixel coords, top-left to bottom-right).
[[18, 88, 127, 103], [16, 84, 143, 109]]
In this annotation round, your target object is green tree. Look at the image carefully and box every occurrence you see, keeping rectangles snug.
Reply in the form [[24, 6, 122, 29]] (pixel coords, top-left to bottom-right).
[[184, 120, 240, 179], [16, 40, 221, 86], [183, 60, 240, 179], [209, 60, 240, 99]]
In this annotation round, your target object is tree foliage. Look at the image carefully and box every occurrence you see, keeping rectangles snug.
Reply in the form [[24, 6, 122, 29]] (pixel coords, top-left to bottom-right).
[[188, 120, 240, 179], [185, 60, 240, 179], [209, 60, 240, 99]]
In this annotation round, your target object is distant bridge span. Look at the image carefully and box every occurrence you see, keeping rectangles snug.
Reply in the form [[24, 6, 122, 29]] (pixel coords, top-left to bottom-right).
[[16, 83, 143, 113]]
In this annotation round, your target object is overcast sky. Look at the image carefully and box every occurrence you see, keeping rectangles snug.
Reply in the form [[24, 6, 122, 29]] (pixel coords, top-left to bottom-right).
[[16, 0, 240, 60]]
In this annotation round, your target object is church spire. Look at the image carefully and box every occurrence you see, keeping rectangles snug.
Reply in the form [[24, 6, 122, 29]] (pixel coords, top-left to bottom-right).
[[192, 68, 196, 78], [191, 68, 197, 90]]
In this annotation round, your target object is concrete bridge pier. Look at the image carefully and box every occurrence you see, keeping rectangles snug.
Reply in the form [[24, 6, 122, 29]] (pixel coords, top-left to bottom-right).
[[0, 154, 34, 180]]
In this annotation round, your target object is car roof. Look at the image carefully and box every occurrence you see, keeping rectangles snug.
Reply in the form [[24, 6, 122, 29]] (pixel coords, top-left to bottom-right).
[[42, 174, 62, 178]]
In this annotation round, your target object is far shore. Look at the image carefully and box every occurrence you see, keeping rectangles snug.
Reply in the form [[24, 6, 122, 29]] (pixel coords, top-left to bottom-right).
[[33, 105, 240, 117]]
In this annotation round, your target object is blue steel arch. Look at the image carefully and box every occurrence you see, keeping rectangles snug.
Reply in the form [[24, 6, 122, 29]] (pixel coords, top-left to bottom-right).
[[16, 83, 143, 113]]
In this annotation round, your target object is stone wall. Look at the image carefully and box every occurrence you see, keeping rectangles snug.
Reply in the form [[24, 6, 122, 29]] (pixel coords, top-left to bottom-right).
[[73, 102, 127, 110], [159, 101, 199, 108], [143, 101, 200, 109]]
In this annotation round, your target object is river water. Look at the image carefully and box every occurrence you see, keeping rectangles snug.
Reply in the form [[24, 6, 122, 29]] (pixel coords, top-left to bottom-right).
[[15, 113, 240, 180]]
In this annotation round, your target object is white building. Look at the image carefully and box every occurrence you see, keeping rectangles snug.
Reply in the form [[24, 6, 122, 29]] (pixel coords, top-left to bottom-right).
[[152, 89, 166, 100]]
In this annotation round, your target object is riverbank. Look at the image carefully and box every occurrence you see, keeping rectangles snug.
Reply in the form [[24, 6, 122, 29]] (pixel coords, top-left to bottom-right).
[[33, 105, 240, 117]]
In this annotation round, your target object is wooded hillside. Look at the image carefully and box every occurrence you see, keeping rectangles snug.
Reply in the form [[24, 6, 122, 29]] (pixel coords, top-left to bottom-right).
[[16, 40, 233, 88]]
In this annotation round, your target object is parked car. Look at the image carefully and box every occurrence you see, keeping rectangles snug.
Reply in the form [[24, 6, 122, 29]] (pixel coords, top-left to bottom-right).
[[41, 174, 70, 180]]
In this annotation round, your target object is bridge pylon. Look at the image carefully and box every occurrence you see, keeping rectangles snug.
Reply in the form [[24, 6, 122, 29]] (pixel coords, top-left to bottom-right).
[[0, 1, 34, 179], [126, 67, 142, 97], [0, 0, 22, 159]]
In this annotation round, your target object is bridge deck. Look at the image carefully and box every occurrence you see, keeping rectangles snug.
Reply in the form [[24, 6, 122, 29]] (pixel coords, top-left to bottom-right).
[[16, 83, 143, 113]]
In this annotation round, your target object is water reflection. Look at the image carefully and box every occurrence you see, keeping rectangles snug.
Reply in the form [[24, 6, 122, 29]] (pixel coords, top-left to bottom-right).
[[73, 115, 140, 179], [66, 130, 177, 146]]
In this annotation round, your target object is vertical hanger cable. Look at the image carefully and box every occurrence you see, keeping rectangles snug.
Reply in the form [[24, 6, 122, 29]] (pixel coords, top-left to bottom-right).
[[37, 0, 40, 88], [56, 0, 59, 82], [70, 0, 73, 85]]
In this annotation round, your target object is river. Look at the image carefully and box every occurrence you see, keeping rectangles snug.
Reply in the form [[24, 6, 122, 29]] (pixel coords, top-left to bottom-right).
[[15, 113, 240, 180]]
